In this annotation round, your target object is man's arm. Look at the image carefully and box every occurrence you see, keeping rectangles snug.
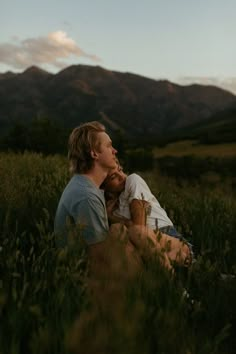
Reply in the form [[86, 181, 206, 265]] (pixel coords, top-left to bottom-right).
[[72, 197, 109, 245]]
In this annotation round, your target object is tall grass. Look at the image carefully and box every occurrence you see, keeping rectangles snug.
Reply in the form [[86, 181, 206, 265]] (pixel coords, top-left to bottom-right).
[[143, 171, 236, 273], [0, 152, 236, 354]]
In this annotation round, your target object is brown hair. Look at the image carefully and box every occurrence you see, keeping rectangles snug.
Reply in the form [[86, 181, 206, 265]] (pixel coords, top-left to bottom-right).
[[68, 121, 106, 174], [100, 157, 122, 201]]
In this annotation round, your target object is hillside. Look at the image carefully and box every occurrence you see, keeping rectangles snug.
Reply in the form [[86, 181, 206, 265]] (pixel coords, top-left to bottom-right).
[[0, 64, 236, 143], [173, 106, 236, 144]]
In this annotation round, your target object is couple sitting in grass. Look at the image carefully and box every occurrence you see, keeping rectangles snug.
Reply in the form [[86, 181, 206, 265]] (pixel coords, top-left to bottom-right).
[[54, 121, 193, 276]]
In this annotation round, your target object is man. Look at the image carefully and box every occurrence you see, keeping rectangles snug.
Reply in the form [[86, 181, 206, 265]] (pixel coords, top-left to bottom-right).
[[54, 121, 117, 246], [54, 121, 142, 276]]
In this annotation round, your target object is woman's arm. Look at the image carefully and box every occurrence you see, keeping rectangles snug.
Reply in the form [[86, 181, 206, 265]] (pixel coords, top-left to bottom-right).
[[108, 213, 133, 227], [130, 199, 150, 225], [106, 198, 133, 227], [109, 198, 149, 227]]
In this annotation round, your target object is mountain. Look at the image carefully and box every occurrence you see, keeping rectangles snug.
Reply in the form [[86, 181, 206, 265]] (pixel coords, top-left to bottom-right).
[[175, 106, 236, 144], [0, 64, 236, 142]]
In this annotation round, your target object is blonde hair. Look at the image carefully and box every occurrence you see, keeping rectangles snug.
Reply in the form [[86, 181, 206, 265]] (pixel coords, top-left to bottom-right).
[[68, 121, 106, 174]]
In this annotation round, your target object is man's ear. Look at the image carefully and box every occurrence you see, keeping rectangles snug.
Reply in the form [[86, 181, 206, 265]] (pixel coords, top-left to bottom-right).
[[91, 150, 99, 159]]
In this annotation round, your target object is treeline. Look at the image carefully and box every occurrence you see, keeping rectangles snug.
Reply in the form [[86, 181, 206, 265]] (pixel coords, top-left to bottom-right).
[[174, 107, 236, 145], [154, 156, 236, 181], [0, 117, 70, 154], [0, 118, 130, 156], [0, 118, 136, 159], [122, 152, 236, 184], [1, 117, 236, 183]]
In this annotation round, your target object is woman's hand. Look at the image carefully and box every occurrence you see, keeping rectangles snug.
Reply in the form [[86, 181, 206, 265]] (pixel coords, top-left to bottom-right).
[[106, 198, 119, 217], [106, 199, 133, 227]]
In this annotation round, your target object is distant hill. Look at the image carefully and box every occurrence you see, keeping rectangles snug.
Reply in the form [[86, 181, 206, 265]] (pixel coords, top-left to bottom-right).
[[0, 64, 236, 144], [172, 106, 236, 144]]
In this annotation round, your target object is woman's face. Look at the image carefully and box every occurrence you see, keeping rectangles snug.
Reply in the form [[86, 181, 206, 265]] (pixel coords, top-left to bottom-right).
[[104, 164, 127, 193]]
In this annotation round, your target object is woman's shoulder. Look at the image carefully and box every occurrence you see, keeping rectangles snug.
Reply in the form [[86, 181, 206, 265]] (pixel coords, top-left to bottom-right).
[[126, 173, 146, 189], [124, 173, 151, 200], [127, 173, 145, 183]]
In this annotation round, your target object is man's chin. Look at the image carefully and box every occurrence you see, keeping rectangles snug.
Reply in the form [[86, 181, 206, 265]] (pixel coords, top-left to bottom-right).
[[111, 161, 118, 168]]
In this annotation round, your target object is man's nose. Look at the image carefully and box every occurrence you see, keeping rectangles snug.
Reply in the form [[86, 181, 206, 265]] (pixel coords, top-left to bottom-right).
[[113, 147, 117, 154]]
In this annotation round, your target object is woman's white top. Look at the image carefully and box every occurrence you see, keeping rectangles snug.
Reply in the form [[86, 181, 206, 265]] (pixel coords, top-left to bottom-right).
[[113, 173, 173, 230]]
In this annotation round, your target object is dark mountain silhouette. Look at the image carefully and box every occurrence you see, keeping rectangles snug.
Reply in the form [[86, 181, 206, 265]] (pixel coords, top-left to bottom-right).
[[0, 64, 236, 142], [175, 105, 236, 144]]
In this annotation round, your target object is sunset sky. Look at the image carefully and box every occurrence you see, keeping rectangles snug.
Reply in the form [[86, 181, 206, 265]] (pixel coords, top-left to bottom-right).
[[1, 0, 236, 93]]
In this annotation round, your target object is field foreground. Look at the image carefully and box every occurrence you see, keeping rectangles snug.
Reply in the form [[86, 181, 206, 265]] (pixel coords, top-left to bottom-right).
[[0, 152, 236, 354]]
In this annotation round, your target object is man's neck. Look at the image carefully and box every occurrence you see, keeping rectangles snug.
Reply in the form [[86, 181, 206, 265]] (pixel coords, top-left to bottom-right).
[[83, 167, 108, 188]]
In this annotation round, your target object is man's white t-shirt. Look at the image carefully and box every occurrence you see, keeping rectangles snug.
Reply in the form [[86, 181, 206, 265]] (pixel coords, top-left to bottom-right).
[[113, 173, 173, 230]]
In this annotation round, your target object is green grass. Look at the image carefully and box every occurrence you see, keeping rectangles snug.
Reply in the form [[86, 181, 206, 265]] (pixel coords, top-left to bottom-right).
[[153, 140, 236, 158], [0, 152, 236, 354]]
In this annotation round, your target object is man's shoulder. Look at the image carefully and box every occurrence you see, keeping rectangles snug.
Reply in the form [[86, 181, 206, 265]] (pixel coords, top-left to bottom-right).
[[63, 175, 85, 194], [72, 175, 105, 201], [62, 175, 97, 200]]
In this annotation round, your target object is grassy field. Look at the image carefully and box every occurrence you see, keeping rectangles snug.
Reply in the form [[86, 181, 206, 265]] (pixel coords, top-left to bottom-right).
[[153, 140, 236, 158], [0, 152, 236, 354]]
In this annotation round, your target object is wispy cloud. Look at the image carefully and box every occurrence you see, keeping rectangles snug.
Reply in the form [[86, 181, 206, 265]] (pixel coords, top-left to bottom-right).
[[176, 76, 236, 95], [0, 31, 101, 70]]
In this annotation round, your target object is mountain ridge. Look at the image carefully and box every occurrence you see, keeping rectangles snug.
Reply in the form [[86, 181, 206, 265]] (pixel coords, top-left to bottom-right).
[[0, 64, 235, 141]]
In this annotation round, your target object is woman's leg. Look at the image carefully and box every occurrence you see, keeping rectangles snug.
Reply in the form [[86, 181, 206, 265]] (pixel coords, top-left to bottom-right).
[[109, 223, 143, 277], [127, 225, 173, 272], [157, 232, 192, 266]]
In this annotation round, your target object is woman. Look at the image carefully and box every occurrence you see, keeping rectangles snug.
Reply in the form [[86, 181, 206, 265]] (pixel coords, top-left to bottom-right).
[[102, 162, 193, 268]]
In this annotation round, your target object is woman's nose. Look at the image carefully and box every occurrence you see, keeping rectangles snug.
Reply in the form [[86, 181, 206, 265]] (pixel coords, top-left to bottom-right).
[[113, 147, 117, 154], [118, 172, 125, 181]]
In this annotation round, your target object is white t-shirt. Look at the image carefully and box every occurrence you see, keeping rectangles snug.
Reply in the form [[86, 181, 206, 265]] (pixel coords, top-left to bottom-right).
[[113, 173, 173, 230]]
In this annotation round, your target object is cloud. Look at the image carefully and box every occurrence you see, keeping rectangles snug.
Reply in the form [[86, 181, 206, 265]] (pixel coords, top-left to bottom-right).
[[176, 76, 236, 95], [0, 31, 101, 70]]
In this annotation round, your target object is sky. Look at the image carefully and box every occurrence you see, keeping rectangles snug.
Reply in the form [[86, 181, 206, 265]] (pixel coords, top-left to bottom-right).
[[1, 0, 236, 94]]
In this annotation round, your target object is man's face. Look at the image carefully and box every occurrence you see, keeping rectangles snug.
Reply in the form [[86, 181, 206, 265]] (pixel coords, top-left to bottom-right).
[[95, 132, 117, 170], [104, 164, 127, 193]]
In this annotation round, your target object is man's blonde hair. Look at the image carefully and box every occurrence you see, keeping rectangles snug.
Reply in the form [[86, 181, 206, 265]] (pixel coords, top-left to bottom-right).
[[68, 121, 106, 174]]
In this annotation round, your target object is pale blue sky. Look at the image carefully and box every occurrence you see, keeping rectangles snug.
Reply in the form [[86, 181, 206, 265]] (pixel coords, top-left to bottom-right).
[[1, 0, 236, 92]]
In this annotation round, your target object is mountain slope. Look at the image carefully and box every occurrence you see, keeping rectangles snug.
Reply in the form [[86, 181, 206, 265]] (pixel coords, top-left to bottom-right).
[[174, 106, 236, 144], [0, 64, 235, 140]]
